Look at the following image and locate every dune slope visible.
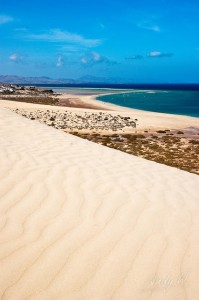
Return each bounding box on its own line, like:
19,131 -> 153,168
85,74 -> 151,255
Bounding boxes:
0,108 -> 199,300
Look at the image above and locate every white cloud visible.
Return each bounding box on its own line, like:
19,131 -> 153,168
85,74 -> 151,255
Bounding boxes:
0,15 -> 13,25
147,51 -> 173,58
125,55 -> 143,60
25,29 -> 101,47
137,21 -> 161,32
80,52 -> 117,66
81,52 -> 109,65
147,51 -> 161,57
148,25 -> 161,32
92,52 -> 101,62
81,57 -> 89,64
9,53 -> 21,62
56,56 -> 63,67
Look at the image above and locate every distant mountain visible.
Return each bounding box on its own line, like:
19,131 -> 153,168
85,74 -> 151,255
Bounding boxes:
0,75 -> 76,85
0,74 -> 124,85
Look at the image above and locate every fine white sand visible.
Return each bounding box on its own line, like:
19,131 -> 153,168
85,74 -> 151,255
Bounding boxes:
0,107 -> 199,300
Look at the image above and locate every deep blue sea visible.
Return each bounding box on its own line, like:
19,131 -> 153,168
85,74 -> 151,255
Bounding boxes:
40,84 -> 199,118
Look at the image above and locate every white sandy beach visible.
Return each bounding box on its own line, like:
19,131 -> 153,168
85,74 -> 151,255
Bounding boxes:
0,104 -> 199,299
1,93 -> 199,132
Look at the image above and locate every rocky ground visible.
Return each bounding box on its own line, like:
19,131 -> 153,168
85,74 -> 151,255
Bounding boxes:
12,109 -> 137,132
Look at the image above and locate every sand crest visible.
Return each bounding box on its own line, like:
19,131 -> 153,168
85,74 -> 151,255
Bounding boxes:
0,108 -> 199,300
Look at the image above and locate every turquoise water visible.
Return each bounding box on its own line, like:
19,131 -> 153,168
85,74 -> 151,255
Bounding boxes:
97,90 -> 199,118
51,87 -> 130,95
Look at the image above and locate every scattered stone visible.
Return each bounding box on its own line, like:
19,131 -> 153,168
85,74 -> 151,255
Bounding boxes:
12,109 -> 137,132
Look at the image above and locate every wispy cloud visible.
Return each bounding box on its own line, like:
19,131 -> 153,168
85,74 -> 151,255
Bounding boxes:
24,29 -> 101,47
125,52 -> 173,60
136,20 -> 161,32
125,55 -> 143,60
99,23 -> 105,29
147,51 -> 173,58
0,15 -> 13,25
61,45 -> 86,54
80,52 -> 116,66
14,27 -> 28,32
56,56 -> 63,67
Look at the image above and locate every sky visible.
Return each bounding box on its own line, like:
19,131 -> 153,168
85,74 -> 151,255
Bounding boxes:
0,0 -> 199,83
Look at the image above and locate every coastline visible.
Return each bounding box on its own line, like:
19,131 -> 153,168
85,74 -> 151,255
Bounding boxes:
0,89 -> 199,174
83,93 -> 199,130
1,91 -> 199,131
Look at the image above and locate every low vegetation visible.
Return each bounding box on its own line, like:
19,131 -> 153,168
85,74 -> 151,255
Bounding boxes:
71,132 -> 199,175
0,95 -> 59,106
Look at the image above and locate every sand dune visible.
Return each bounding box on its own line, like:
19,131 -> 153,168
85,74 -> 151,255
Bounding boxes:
0,107 -> 199,299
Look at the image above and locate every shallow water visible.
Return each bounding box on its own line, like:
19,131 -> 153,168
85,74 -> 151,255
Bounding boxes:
97,90 -> 199,118
51,87 -> 131,96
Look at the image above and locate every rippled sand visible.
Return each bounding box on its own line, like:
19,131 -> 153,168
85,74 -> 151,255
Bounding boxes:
0,108 -> 199,300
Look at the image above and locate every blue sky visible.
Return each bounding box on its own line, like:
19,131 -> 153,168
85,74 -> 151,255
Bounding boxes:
0,0 -> 199,83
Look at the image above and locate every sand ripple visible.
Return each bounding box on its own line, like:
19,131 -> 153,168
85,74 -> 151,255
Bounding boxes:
0,108 -> 199,299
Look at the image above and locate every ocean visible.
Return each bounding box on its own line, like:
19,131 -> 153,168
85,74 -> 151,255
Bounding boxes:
44,84 -> 199,118
97,89 -> 199,118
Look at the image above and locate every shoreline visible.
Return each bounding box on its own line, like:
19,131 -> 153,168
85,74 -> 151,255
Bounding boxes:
59,90 -> 199,131
1,91 -> 199,131
1,90 -> 198,174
